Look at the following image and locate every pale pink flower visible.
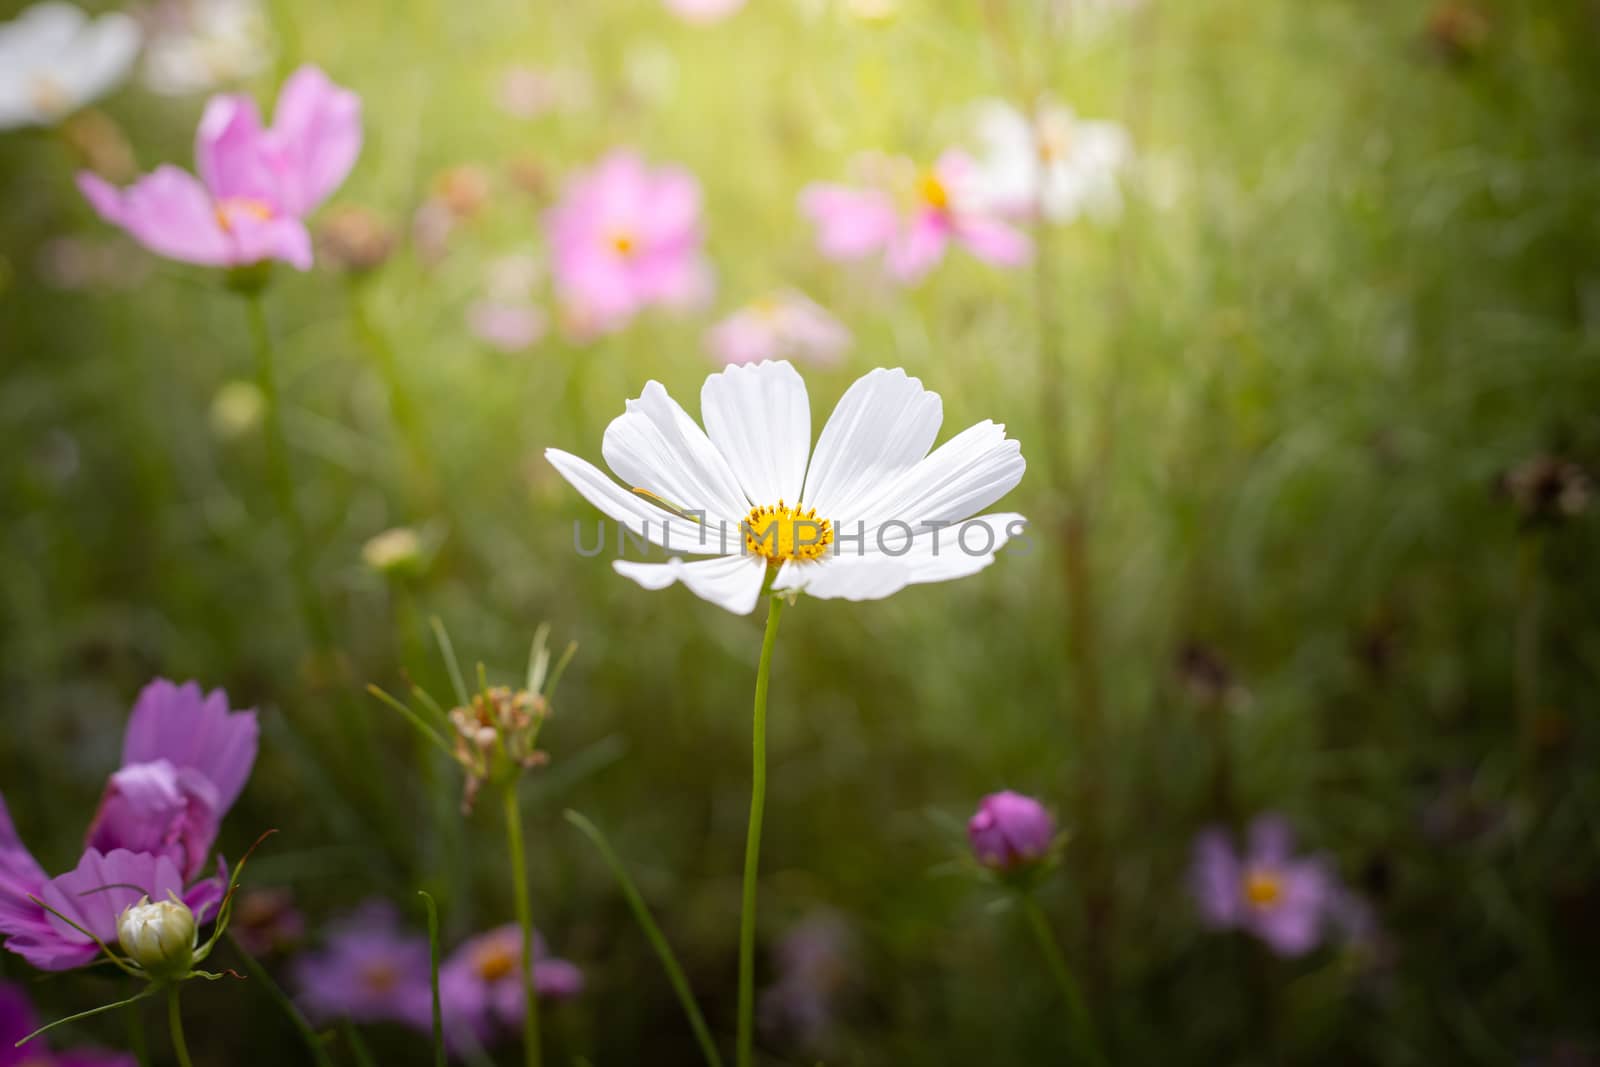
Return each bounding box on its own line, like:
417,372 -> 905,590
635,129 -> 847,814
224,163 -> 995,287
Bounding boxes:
545,150 -> 711,334
468,302 -> 547,353
706,290 -> 850,366
800,150 -> 1031,284
77,65 -> 361,271
663,0 -> 746,23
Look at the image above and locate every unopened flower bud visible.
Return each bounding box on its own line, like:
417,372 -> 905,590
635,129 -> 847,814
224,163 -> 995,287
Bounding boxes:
361,526 -> 425,577
318,205 -> 397,274
118,895 -> 198,978
968,791 -> 1055,873
210,380 -> 264,440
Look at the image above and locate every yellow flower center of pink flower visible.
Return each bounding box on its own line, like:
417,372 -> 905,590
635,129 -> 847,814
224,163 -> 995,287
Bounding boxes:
916,170 -> 950,212
474,943 -> 517,981
743,500 -> 832,563
359,960 -> 399,993
214,197 -> 276,233
1243,869 -> 1283,909
609,231 -> 637,257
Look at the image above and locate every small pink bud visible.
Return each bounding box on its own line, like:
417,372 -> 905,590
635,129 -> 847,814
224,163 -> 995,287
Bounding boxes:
967,791 -> 1055,872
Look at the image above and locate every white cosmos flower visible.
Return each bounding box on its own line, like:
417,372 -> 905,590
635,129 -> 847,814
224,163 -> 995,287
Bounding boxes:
546,361 -> 1027,615
0,2 -> 141,131
970,97 -> 1133,224
141,0 -> 273,97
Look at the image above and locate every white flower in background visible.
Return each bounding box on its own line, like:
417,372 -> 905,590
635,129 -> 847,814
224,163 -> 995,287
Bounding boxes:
141,0 -> 272,96
663,0 -> 746,23
0,2 -> 141,130
547,361 -> 1027,615
970,97 -> 1133,224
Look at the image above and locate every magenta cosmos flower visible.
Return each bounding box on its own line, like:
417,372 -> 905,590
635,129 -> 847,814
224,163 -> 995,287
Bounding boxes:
968,791 -> 1055,872
0,979 -> 135,1067
292,902 -> 431,1027
438,924 -> 583,1045
1190,815 -> 1336,957
78,64 -> 361,271
546,150 -> 711,334
801,151 -> 1031,285
706,290 -> 851,367
0,679 -> 255,970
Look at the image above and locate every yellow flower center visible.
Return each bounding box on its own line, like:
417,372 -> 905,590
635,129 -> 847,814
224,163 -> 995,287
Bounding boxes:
916,170 -> 950,212
214,196 -> 276,233
29,75 -> 68,118
474,943 -> 517,982
360,961 -> 399,993
1243,869 -> 1282,909
609,231 -> 636,257
743,500 -> 832,563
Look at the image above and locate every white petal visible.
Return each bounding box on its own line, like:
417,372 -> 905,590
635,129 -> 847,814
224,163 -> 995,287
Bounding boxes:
546,448 -> 737,555
59,12 -> 140,106
771,556 -> 913,602
775,512 -> 1028,602
700,359 -> 811,507
614,555 -> 767,615
802,368 -> 942,519
602,380 -> 749,524
854,420 -> 1025,528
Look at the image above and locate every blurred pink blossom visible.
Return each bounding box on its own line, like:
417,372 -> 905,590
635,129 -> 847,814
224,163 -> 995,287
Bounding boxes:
77,65 -> 361,270
801,150 -> 1030,284
468,301 -> 547,353
706,290 -> 850,366
496,65 -> 591,119
546,150 -> 711,335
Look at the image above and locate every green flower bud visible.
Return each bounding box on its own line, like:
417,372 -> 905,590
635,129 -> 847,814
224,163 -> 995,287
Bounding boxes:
118,895 -> 197,978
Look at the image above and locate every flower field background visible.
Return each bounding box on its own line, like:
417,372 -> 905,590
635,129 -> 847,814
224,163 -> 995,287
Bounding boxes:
2,0 -> 1599,1064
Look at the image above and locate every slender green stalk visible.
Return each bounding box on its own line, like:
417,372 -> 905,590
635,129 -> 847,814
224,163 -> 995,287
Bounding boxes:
244,290 -> 334,652
343,1021 -> 378,1067
503,784 -> 543,1067
1022,896 -> 1104,1067
167,985 -> 194,1067
128,997 -> 151,1067
1514,533 -> 1543,779
565,809 -> 724,1067
228,932 -> 335,1067
737,593 -> 786,1067
419,891 -> 445,1067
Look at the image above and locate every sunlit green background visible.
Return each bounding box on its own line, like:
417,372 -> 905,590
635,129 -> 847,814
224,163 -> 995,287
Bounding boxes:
3,0 -> 1599,1063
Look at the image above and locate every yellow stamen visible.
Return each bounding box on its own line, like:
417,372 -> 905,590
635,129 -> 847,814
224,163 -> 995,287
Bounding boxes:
743,500 -> 832,563
609,232 -> 636,257
214,196 -> 275,233
1243,870 -> 1282,909
360,961 -> 399,993
474,944 -> 517,982
916,170 -> 950,212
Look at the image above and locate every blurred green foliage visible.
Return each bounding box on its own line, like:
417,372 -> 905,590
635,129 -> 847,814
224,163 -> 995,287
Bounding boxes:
2,0 -> 1599,1063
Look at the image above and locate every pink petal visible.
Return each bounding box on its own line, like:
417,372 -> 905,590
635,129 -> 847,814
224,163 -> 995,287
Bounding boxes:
885,211 -> 949,283
268,65 -> 363,216
706,311 -> 776,365
78,167 -> 232,267
195,93 -> 276,204
800,183 -> 899,260
636,166 -> 703,245
955,215 -> 1032,266
121,679 -> 259,814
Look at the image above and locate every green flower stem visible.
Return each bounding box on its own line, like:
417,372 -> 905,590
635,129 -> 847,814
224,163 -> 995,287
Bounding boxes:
565,809 -> 724,1067
243,290 -> 335,653
737,592 -> 786,1067
1022,895 -> 1104,1067
167,985 -> 193,1067
228,932 -> 336,1067
503,783 -> 543,1067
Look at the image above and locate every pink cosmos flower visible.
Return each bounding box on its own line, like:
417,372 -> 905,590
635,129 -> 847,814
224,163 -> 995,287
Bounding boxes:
664,0 -> 746,23
706,290 -> 851,367
77,64 -> 361,271
545,150 -> 711,334
1189,814 -> 1336,958
292,902 -> 432,1026
0,679 -> 256,970
1,978 -> 136,1067
800,150 -> 1031,284
438,924 -> 583,1046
